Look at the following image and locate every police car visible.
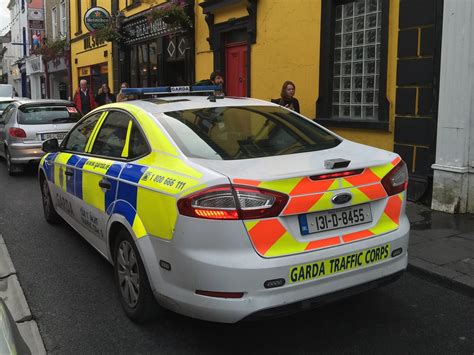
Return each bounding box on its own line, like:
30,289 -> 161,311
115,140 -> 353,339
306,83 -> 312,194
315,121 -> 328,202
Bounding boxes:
38,86 -> 409,323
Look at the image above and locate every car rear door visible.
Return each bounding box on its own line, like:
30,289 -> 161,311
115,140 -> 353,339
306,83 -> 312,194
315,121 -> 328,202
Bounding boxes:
0,106 -> 13,157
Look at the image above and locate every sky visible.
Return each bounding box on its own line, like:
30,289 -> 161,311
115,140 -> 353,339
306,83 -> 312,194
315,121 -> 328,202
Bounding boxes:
0,0 -> 11,36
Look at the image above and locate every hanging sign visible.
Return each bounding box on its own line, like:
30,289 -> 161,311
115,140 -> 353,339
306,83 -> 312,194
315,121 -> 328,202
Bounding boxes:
84,7 -> 111,32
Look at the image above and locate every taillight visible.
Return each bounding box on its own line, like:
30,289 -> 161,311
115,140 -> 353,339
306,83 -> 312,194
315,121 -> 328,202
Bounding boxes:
8,128 -> 26,138
177,185 -> 289,220
381,160 -> 408,196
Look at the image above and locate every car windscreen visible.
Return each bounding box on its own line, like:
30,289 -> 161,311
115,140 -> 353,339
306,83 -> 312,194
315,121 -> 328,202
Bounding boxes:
159,106 -> 341,160
18,105 -> 82,125
0,101 -> 13,111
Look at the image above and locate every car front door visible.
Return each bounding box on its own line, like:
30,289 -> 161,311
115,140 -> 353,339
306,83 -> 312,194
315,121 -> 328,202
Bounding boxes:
0,106 -> 13,158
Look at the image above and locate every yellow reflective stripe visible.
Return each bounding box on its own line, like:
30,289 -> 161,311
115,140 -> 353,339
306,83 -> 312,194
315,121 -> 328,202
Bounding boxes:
136,188 -> 177,240
264,232 -> 308,257
118,103 -> 178,155
54,153 -> 72,191
244,220 -> 259,231
132,215 -> 147,239
369,162 -> 394,179
85,112 -> 108,153
340,178 -> 353,188
307,180 -> 339,212
350,187 -> 371,205
179,183 -> 208,197
136,151 -> 203,179
369,213 -> 398,235
258,177 -> 301,195
121,120 -> 133,158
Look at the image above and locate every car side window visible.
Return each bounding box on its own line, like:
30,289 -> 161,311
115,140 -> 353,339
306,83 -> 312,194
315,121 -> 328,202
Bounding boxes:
129,124 -> 149,158
62,112 -> 102,153
1,106 -> 13,124
91,111 -> 131,159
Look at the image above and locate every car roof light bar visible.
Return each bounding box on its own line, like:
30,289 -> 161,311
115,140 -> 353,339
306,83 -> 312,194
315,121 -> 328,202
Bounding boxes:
121,85 -> 223,96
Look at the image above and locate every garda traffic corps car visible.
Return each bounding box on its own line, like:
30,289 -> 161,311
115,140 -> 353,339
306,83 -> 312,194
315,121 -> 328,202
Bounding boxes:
38,86 -> 409,323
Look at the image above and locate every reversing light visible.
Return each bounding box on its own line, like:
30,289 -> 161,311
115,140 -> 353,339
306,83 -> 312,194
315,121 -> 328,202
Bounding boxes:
311,169 -> 364,181
195,290 -> 244,299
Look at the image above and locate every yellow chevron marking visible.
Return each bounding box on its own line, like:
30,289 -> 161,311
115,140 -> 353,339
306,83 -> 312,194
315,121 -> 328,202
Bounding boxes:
264,232 -> 309,257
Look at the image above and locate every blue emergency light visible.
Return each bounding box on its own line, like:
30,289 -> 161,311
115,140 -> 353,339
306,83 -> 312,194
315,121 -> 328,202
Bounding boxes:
121,85 -> 222,96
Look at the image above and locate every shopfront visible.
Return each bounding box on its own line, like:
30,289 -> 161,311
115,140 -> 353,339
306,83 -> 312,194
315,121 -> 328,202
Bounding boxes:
47,56 -> 69,100
26,55 -> 45,99
118,13 -> 194,88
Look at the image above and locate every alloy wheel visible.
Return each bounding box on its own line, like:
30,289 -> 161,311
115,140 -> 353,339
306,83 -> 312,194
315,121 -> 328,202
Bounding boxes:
117,240 -> 140,308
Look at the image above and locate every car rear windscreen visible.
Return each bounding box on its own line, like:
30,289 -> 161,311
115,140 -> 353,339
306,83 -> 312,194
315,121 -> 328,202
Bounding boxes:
159,106 -> 341,160
18,105 -> 82,125
0,102 -> 13,111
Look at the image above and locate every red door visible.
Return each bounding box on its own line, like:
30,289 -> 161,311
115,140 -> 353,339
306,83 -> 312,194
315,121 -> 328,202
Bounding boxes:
225,44 -> 247,97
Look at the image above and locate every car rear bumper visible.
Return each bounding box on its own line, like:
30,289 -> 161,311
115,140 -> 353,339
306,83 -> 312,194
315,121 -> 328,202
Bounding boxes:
8,142 -> 44,163
137,215 -> 410,323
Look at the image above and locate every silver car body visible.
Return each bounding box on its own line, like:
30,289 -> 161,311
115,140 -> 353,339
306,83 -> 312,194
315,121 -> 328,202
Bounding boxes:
0,100 -> 81,171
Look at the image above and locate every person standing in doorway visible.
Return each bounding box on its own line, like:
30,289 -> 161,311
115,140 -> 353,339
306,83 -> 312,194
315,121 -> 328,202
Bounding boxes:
116,82 -> 130,102
73,79 -> 97,115
272,81 -> 300,113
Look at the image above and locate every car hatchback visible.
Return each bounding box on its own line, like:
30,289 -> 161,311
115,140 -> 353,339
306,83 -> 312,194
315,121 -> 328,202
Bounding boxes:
0,100 -> 81,175
38,90 -> 409,323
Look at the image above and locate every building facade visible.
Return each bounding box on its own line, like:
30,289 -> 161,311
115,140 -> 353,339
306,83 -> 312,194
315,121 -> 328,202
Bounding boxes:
44,0 -> 70,99
69,0 -> 114,99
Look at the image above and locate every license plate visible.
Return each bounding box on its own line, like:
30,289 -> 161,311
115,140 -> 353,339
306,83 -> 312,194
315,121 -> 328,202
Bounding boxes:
299,204 -> 372,235
289,244 -> 391,284
41,132 -> 67,141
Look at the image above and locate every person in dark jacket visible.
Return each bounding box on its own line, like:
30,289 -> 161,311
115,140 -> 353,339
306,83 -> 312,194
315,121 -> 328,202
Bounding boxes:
272,80 -> 300,113
73,79 -> 97,115
95,83 -> 115,106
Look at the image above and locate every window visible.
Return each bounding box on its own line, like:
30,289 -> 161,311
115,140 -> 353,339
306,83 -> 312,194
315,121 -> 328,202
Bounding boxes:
59,1 -> 66,37
62,112 -> 102,153
317,0 -> 389,129
91,111 -> 131,158
0,106 -> 14,124
51,7 -> 57,39
125,0 -> 141,9
18,105 -> 81,125
159,106 -> 341,160
76,0 -> 82,34
129,124 -> 150,158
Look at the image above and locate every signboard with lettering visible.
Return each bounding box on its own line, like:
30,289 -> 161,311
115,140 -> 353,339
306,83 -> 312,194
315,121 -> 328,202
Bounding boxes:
26,56 -> 44,75
123,16 -> 181,46
84,7 -> 111,32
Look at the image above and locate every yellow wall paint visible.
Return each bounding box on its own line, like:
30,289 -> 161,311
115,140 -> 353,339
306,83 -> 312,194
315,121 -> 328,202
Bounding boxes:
70,1 -> 113,92
213,1 -> 248,24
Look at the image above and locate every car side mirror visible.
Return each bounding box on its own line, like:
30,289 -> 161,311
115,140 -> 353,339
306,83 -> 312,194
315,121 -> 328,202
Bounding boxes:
42,138 -> 60,153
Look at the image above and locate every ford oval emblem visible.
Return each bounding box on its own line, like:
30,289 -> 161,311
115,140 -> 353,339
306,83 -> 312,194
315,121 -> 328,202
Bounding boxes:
332,193 -> 352,205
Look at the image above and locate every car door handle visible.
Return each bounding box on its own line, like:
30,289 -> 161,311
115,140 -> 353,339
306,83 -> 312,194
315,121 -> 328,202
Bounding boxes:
99,179 -> 111,190
65,170 -> 74,176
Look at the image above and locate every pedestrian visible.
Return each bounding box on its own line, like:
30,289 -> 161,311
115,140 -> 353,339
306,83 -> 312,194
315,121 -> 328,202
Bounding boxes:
195,70 -> 225,96
116,82 -> 129,102
73,79 -> 97,115
95,83 -> 115,106
272,80 -> 300,113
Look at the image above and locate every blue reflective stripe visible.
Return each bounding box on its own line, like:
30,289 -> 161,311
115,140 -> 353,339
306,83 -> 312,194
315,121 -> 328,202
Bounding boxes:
112,200 -> 136,226
75,158 -> 87,200
66,155 -> 80,194
117,164 -> 145,217
105,163 -> 122,213
43,153 -> 58,183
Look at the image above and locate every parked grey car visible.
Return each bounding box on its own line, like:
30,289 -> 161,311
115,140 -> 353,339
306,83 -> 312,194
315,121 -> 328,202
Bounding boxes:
0,100 -> 82,175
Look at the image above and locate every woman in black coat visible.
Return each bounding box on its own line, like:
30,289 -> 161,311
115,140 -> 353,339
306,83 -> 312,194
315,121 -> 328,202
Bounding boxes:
272,80 -> 300,113
95,84 -> 116,106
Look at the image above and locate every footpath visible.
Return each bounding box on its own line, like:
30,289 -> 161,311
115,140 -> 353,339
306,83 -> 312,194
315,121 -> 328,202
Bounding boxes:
0,203 -> 472,353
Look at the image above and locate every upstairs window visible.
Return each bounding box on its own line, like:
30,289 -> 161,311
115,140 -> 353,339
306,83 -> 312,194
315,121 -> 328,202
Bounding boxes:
51,7 -> 57,39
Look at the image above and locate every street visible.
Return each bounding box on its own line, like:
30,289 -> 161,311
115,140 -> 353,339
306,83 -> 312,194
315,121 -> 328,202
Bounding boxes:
0,162 -> 473,354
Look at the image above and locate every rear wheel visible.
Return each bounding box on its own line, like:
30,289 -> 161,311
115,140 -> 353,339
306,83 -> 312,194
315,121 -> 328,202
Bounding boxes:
6,148 -> 22,176
41,175 -> 60,224
113,230 -> 159,323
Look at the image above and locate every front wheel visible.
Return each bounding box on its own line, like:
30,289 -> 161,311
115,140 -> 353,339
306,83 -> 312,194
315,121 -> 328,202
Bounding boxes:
113,230 -> 159,323
41,176 -> 60,224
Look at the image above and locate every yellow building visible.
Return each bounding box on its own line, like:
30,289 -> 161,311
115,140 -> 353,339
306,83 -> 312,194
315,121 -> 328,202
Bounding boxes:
69,1 -> 114,98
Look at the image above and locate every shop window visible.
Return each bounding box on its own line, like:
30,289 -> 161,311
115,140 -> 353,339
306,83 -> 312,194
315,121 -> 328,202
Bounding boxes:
317,0 -> 390,130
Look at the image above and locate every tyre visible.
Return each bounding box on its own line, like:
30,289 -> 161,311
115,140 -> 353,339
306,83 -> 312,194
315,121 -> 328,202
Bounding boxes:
6,148 -> 22,176
40,175 -> 60,224
113,230 -> 158,323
